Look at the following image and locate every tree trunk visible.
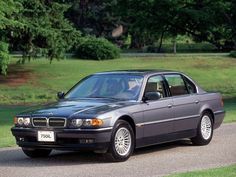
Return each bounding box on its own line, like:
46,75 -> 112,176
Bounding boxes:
158,30 -> 165,53
233,37 -> 236,50
130,33 -> 143,49
173,37 -> 177,54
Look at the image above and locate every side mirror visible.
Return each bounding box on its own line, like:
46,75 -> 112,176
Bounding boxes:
57,92 -> 65,99
143,92 -> 161,102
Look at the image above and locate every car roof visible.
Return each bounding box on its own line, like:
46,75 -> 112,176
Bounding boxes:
94,70 -> 179,76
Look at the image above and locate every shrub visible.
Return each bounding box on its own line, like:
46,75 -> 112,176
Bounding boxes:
75,37 -> 120,60
229,51 -> 236,58
0,42 -> 10,75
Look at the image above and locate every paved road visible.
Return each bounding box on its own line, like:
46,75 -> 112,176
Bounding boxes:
1,123 -> 236,177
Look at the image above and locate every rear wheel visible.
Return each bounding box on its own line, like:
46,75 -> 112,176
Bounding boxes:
191,112 -> 213,145
107,120 -> 134,162
22,148 -> 52,158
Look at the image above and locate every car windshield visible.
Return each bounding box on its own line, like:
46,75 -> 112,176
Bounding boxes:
65,74 -> 144,101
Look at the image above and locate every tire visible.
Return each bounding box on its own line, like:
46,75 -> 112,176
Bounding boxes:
22,148 -> 52,158
191,112 -> 213,145
107,120 -> 134,162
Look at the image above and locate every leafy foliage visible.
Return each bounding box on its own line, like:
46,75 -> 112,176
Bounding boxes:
67,0 -> 120,38
1,0 -> 236,75
229,51 -> 236,58
0,42 -> 10,75
113,0 -> 236,50
0,0 -> 20,30
75,37 -> 120,60
11,0 -> 81,63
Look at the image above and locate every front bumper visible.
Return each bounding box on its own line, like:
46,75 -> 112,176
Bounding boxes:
11,127 -> 112,151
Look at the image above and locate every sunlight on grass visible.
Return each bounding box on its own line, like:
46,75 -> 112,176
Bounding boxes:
168,164 -> 236,177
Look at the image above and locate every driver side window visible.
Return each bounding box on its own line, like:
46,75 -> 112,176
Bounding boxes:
145,75 -> 165,98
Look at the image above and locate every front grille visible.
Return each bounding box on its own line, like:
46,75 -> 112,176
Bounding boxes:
49,118 -> 66,127
32,117 -> 66,128
33,118 -> 47,127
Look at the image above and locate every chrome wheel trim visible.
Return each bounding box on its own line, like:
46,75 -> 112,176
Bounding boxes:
114,127 -> 132,156
201,115 -> 212,140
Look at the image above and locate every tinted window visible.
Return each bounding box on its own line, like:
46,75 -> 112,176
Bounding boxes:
165,74 -> 188,96
145,75 -> 165,98
184,77 -> 197,94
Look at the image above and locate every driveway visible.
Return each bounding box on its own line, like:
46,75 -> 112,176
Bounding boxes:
0,123 -> 236,177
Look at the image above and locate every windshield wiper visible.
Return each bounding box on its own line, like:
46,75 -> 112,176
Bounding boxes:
86,96 -> 126,101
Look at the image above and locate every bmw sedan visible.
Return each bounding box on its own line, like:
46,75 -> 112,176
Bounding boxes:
11,70 -> 225,161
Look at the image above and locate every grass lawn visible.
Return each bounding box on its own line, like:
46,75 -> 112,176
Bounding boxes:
0,55 -> 236,104
168,164 -> 236,177
0,106 -> 27,147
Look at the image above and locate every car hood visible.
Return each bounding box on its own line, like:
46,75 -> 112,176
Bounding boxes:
18,99 -> 137,118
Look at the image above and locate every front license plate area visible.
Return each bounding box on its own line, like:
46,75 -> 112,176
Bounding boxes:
37,131 -> 55,142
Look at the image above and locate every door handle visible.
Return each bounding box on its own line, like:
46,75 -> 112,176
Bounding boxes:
195,100 -> 199,104
168,104 -> 172,108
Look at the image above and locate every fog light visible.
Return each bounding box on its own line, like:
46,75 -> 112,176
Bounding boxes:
19,137 -> 25,141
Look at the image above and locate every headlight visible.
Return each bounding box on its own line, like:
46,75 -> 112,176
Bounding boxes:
23,118 -> 31,126
14,117 -> 31,127
70,118 -> 103,128
71,119 -> 83,127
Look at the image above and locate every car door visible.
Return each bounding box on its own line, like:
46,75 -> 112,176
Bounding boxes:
164,74 -> 200,132
141,75 -> 174,144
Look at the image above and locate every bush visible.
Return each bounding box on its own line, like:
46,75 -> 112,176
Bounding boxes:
229,51 -> 236,58
75,37 -> 120,60
0,42 -> 10,75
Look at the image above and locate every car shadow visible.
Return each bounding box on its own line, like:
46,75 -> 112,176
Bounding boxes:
133,139 -> 193,156
0,149 -> 106,167
0,140 -> 193,167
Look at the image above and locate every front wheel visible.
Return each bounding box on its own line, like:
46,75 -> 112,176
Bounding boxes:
191,112 -> 213,145
107,120 -> 134,162
22,148 -> 52,158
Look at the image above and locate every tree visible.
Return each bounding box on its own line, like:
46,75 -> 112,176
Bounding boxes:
10,0 -> 81,63
0,0 -> 20,30
67,0 -> 121,38
114,0 -> 236,51
0,42 -> 10,75
0,0 -> 20,75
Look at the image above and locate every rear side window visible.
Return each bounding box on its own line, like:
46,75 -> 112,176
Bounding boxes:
184,77 -> 197,94
165,74 -> 188,96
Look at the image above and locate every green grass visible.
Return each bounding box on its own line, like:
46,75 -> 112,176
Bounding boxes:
0,55 -> 236,104
224,98 -> 236,123
0,106 -> 27,147
168,164 -> 236,177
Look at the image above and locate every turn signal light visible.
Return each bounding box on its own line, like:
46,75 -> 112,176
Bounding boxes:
91,118 -> 103,126
221,98 -> 224,107
13,117 -> 18,125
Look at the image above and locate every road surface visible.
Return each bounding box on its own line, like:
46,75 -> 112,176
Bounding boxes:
0,123 -> 236,177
